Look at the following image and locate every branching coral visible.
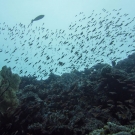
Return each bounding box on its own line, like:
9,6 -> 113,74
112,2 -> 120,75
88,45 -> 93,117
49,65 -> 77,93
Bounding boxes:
88,122 -> 135,135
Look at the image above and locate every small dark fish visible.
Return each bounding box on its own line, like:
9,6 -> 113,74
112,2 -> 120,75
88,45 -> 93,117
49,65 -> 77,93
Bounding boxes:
31,15 -> 44,23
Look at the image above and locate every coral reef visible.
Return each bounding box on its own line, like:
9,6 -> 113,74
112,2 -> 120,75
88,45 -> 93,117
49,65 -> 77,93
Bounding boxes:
88,122 -> 135,135
101,64 -> 112,77
0,53 -> 135,134
0,66 -> 21,115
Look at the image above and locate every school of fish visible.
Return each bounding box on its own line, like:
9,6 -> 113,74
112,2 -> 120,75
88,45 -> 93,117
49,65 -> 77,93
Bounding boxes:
0,8 -> 135,79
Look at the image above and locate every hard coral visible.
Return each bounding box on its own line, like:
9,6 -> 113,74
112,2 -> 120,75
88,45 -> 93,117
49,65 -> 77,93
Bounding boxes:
0,66 -> 21,115
101,64 -> 112,77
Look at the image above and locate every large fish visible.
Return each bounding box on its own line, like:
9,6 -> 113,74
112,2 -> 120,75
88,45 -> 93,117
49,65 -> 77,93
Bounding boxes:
31,15 -> 45,23
28,15 -> 44,26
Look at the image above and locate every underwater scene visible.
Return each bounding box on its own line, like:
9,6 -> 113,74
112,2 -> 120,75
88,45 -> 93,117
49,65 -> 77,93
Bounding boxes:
0,0 -> 135,134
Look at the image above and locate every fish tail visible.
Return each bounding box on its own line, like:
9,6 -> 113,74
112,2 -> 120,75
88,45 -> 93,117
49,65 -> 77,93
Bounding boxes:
28,23 -> 32,28
31,19 -> 33,23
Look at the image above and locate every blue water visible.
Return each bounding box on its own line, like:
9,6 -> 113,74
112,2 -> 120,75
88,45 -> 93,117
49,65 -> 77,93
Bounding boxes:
0,0 -> 135,79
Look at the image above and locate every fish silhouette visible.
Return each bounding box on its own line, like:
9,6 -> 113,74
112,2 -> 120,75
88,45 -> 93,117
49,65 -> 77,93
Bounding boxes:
28,15 -> 44,26
31,15 -> 44,23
